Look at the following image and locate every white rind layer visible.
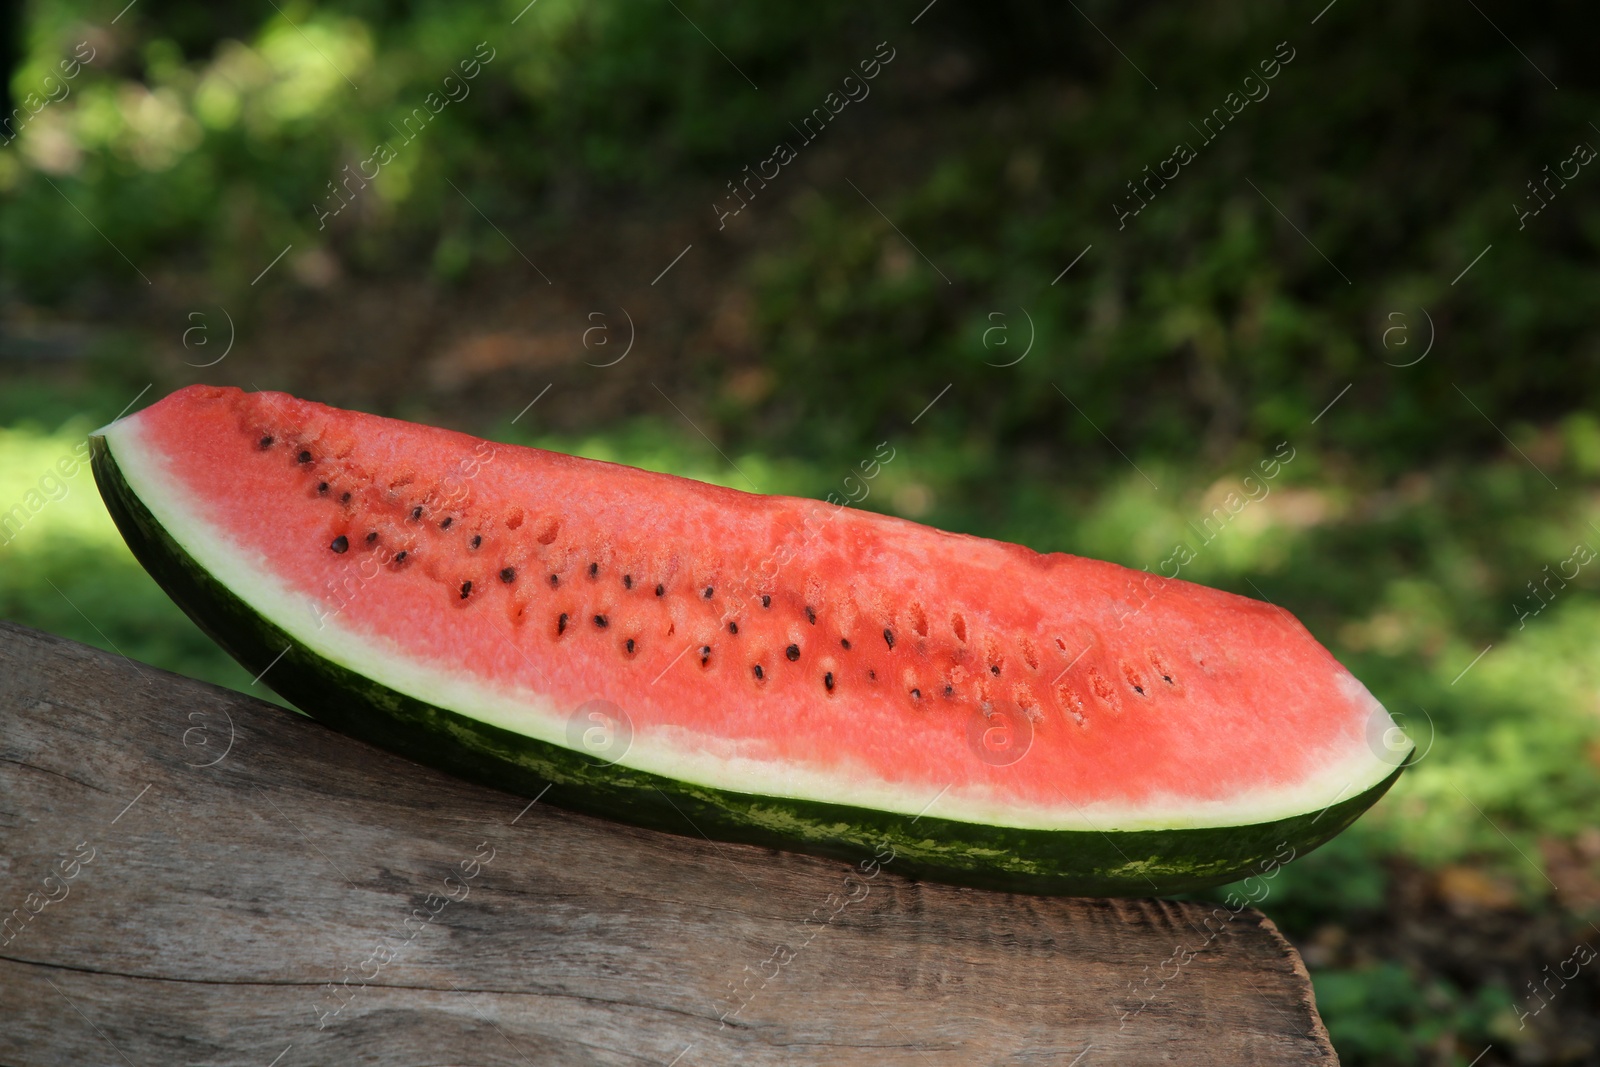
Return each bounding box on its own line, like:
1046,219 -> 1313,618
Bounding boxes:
101,412 -> 1408,833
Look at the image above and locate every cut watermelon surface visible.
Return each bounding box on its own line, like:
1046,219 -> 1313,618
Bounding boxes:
91,385 -> 1410,895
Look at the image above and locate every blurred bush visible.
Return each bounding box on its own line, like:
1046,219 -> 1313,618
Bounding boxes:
4,1 -> 1597,472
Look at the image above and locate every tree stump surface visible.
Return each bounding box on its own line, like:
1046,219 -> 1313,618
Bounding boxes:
0,621 -> 1337,1065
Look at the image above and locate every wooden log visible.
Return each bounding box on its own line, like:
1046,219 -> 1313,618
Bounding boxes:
0,621 -> 1337,1065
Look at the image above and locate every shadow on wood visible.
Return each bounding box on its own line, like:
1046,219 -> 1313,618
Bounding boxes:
0,622 -> 1336,1065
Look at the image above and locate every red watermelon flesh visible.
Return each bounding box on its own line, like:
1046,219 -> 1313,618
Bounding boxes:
93,384 -> 1403,845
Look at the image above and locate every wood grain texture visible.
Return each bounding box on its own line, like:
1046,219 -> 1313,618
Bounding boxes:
0,621 -> 1337,1065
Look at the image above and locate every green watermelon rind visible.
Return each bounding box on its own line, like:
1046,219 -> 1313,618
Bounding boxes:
92,435 -> 1406,897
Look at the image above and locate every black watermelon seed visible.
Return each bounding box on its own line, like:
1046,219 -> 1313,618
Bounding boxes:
594,614 -> 608,628
883,628 -> 895,649
761,595 -> 771,608
1133,685 -> 1145,695
557,613 -> 568,634
786,644 -> 800,662
624,574 -> 633,589
258,435 -> 274,449
805,606 -> 816,624
626,638 -> 635,654
440,517 -> 453,529
700,645 -> 711,666
411,506 -> 423,520
824,672 -> 835,691
471,535 -> 482,549
703,586 -> 714,599
550,574 -> 560,587
317,481 -> 329,494
589,562 -> 598,578
655,584 -> 665,597
297,450 -> 312,464
340,491 -> 351,504
840,638 -> 851,650
990,665 -> 1000,676
728,621 -> 738,634
943,684 -> 954,697
1163,675 -> 1173,684
753,664 -> 764,680
329,535 -> 348,553
394,550 -> 408,563
365,532 -> 378,544
500,567 -> 516,583
868,669 -> 877,680
911,688 -> 921,700
460,581 -> 473,599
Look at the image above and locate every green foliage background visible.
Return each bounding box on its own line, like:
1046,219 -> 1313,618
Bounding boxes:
3,1 -> 1598,1061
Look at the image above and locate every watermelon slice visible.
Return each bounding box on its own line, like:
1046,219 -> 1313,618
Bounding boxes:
90,385 -> 1409,895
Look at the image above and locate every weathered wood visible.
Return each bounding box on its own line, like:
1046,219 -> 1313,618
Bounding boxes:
0,621 -> 1336,1065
